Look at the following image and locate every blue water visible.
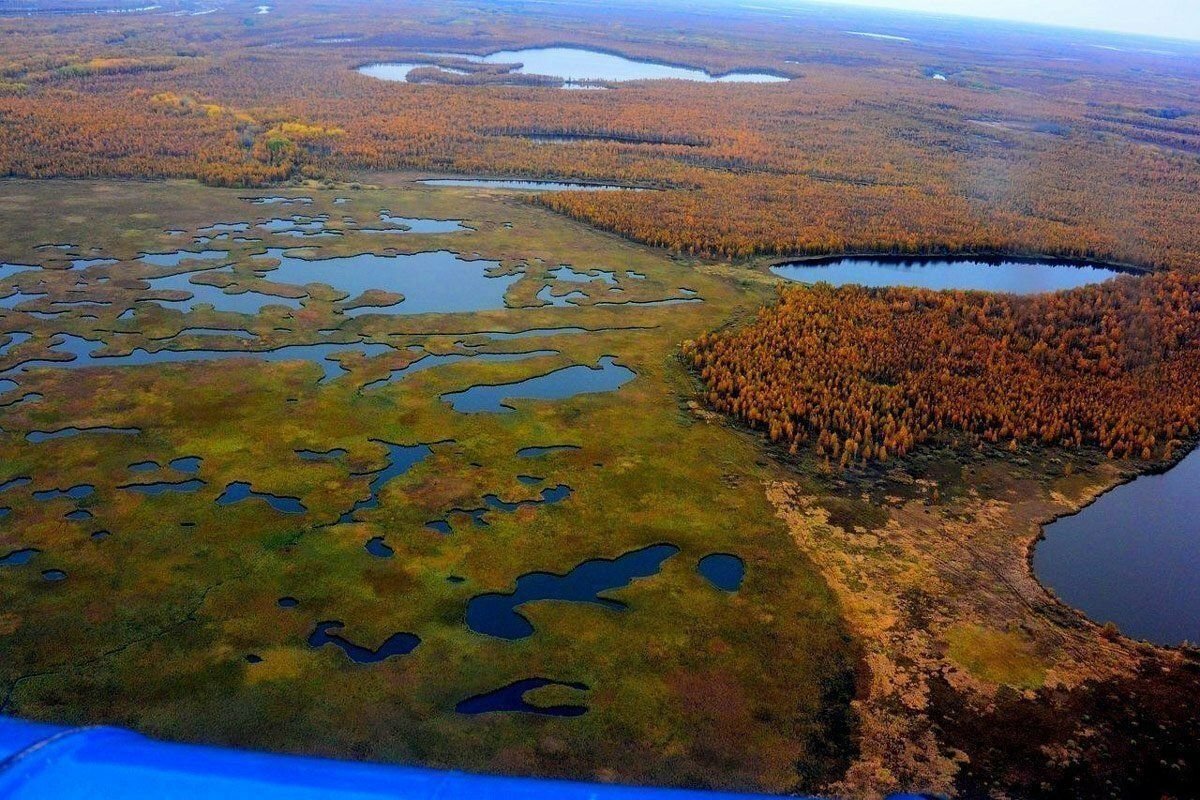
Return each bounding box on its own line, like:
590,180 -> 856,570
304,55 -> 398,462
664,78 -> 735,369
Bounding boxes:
172,328 -> 257,340
770,256 -> 1125,294
548,265 -> 617,285
26,426 -> 139,443
419,179 -> 633,191
375,212 -> 469,233
361,47 -> 787,84
482,484 -> 572,511
277,596 -> 299,608
516,445 -> 580,458
217,481 -> 306,514
137,249 -> 230,268
119,479 -> 206,495
336,441 -> 434,523
32,484 -> 94,501
0,262 -> 38,282
456,677 -> 589,716
359,350 -> 557,391
296,448 -> 348,461
307,621 -> 420,663
465,543 -> 680,639
222,248 -> 521,316
442,356 -> 636,413
143,267 -> 304,314
244,196 -> 313,205
364,536 -> 394,558
0,477 -> 31,493
41,569 -> 67,582
0,548 -> 40,567
1,333 -> 394,384
536,285 -> 588,307
1035,446 -> 1200,645
697,553 -> 745,592
0,332 -> 32,358
170,457 -> 202,473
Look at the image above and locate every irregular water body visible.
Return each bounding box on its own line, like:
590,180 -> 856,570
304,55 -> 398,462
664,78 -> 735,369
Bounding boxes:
1034,446 -> 1200,645
360,47 -> 787,84
770,256 -> 1126,294
229,249 -> 520,316
2,333 -> 393,384
456,677 -> 590,716
32,484 -> 93,502
119,479 -> 206,495
337,441 -> 434,523
217,482 -> 306,514
360,349 -> 557,392
442,356 -> 636,413
0,548 -> 40,567
308,621 -> 420,663
697,553 -> 746,592
364,536 -> 394,558
516,444 -> 580,458
26,426 -> 139,443
465,543 -> 680,639
419,179 -> 635,191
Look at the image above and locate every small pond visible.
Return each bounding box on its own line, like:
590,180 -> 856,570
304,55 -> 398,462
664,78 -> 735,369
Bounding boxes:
442,355 -> 635,413
466,543 -> 679,639
697,553 -> 745,592
456,677 -> 589,716
770,256 -> 1126,294
2,334 -> 393,384
1034,447 -> 1200,646
308,621 -> 420,663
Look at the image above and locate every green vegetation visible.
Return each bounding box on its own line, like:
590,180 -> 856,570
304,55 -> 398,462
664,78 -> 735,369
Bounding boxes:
0,179 -> 855,792
945,624 -> 1048,689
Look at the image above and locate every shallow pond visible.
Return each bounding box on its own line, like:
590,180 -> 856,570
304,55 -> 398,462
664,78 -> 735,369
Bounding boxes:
3,334 -> 393,384
466,543 -> 679,639
697,553 -> 745,592
217,481 -> 306,514
1034,447 -> 1200,645
360,47 -> 788,84
308,620 -> 420,663
442,355 -> 635,413
259,249 -> 519,315
456,677 -> 589,716
336,441 -> 434,523
770,256 -> 1126,294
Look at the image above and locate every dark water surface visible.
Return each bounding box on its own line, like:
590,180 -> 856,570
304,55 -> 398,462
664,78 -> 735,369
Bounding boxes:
1035,447 -> 1200,645
770,256 -> 1126,294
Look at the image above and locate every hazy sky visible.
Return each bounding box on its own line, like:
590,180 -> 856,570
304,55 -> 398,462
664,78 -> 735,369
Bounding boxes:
810,0 -> 1200,41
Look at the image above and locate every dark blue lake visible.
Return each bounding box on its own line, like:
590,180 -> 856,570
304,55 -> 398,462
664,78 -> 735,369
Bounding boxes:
456,677 -> 589,716
1034,447 -> 1200,646
771,256 -> 1126,294
466,543 -> 679,639
697,553 -> 745,592
442,356 -> 635,413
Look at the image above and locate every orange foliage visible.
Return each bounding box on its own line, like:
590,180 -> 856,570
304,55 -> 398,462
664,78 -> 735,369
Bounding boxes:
684,275 -> 1200,466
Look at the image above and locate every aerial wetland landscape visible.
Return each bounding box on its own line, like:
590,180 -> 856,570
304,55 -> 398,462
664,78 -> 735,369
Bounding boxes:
1,0 -> 1200,798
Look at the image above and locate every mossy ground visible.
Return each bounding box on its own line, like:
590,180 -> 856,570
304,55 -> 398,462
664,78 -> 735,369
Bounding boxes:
0,178 -> 855,792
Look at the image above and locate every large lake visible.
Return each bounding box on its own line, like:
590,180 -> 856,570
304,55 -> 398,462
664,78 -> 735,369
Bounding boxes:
770,256 -> 1125,294
1035,449 -> 1200,646
359,47 -> 788,85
